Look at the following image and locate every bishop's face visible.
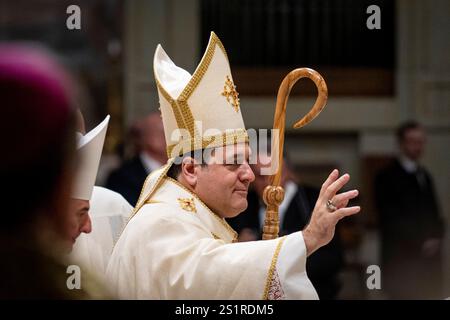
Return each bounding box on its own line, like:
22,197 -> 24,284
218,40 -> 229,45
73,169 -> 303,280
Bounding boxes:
195,143 -> 255,219
66,199 -> 92,250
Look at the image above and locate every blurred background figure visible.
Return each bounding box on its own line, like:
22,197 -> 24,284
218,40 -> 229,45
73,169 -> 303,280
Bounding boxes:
375,121 -> 446,299
0,44 -> 83,298
106,112 -> 167,205
228,151 -> 345,299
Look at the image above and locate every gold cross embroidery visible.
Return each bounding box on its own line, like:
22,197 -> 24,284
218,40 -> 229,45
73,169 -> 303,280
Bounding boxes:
177,197 -> 197,213
221,75 -> 240,112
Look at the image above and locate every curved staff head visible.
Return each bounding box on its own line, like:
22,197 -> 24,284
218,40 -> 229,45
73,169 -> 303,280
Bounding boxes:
263,68 -> 328,240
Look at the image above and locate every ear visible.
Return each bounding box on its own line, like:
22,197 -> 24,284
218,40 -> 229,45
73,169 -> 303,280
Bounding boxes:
181,156 -> 198,188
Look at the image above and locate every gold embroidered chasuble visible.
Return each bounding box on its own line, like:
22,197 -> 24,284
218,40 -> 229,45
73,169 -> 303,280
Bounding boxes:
106,166 -> 318,299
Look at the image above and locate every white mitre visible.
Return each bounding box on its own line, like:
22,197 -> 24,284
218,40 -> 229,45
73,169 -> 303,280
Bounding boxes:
132,32 -> 248,213
154,31 -> 247,159
72,115 -> 110,200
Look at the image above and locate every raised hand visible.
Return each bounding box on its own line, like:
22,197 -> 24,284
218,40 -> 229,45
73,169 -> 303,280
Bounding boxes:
302,169 -> 360,256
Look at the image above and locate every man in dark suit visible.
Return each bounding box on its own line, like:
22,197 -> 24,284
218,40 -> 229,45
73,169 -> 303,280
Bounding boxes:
228,154 -> 345,299
106,113 -> 167,206
375,121 -> 445,299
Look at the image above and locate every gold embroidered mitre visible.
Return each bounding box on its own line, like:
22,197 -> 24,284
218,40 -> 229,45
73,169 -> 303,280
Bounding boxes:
153,31 -> 248,159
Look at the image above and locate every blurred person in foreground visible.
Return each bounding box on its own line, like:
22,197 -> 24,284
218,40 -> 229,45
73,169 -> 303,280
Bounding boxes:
228,152 -> 345,299
0,44 -> 86,298
106,112 -> 167,205
375,121 -> 446,299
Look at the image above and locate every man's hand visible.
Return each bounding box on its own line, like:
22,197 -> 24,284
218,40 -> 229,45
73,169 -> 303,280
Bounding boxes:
303,169 -> 360,256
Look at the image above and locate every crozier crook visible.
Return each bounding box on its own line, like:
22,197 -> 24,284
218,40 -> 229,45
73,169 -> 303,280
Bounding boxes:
262,68 -> 328,240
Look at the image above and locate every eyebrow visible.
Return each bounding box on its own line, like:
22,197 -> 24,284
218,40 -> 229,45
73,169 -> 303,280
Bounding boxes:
225,153 -> 249,164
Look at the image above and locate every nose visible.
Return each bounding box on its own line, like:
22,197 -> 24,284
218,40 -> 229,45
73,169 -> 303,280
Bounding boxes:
80,214 -> 92,234
240,162 -> 255,183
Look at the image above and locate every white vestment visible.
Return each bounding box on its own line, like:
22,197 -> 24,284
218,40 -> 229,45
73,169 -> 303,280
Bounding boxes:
106,167 -> 318,300
71,186 -> 132,279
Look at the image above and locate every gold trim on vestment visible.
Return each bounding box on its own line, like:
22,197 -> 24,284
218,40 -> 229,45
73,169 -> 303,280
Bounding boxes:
165,176 -> 238,241
112,172 -> 153,245
211,232 -> 222,240
145,199 -> 161,205
166,128 -> 249,158
133,163 -> 173,217
263,236 -> 287,300
156,81 -> 200,144
177,197 -> 197,213
222,75 -> 240,112
178,32 -> 228,102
